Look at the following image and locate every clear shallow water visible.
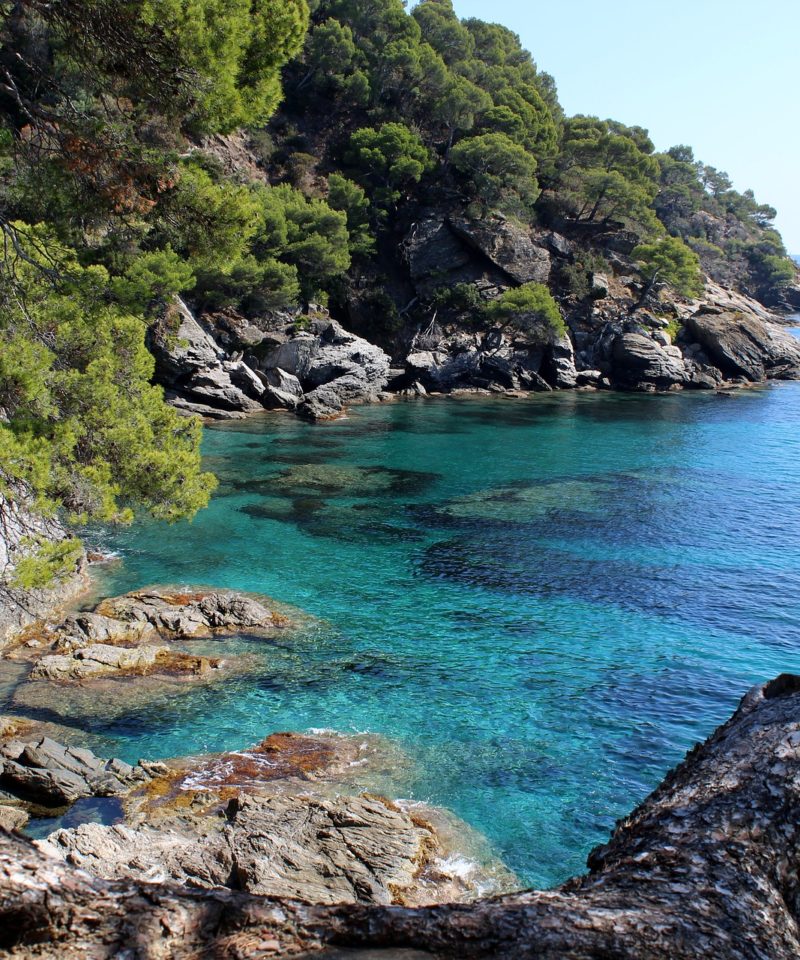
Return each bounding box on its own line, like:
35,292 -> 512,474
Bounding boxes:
26,386 -> 800,886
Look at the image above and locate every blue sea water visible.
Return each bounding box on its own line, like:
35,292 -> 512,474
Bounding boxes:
27,384 -> 800,887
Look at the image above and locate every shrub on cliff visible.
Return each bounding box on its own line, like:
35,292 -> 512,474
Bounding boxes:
450,133 -> 539,216
346,124 -> 433,209
486,283 -> 565,343
631,237 -> 704,309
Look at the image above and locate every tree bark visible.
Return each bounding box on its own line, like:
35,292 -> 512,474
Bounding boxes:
3,675 -> 800,958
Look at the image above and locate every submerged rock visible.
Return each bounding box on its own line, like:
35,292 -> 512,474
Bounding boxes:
267,463 -> 436,498
127,731 -> 419,824
4,588 -> 296,721
436,478 -> 616,524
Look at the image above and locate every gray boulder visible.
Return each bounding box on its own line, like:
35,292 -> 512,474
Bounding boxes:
612,333 -> 688,390
30,643 -> 166,681
543,334 -> 579,388
686,311 -> 800,381
0,804 -> 27,830
263,367 -> 303,398
0,736 -> 149,806
99,589 -> 274,637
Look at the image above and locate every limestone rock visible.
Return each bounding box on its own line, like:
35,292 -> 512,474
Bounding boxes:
402,219 -> 509,297
253,319 -> 391,420
263,367 -> 303,398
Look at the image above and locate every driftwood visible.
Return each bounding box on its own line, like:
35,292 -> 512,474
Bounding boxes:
3,674 -> 800,958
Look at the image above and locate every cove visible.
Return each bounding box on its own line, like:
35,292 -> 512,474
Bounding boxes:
80,386 -> 800,888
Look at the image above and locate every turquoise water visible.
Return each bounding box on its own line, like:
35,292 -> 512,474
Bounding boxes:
36,386 -> 800,886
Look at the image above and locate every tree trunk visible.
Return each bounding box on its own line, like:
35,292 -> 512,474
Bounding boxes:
631,268 -> 661,313
3,676 -> 800,958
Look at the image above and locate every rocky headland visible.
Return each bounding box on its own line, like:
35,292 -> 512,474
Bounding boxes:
3,674 -> 800,957
150,214 -> 800,424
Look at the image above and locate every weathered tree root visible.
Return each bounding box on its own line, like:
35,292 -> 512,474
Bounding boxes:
3,675 -> 800,958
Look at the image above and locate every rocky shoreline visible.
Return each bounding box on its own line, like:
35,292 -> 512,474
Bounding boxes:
149,216 -> 800,424
3,674 -> 800,957
0,585 -> 513,914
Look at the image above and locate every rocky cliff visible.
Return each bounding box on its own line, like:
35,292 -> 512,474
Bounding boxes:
158,211 -> 800,422
3,674 -> 800,958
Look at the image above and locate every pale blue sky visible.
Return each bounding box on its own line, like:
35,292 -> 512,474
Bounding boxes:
445,0 -> 800,251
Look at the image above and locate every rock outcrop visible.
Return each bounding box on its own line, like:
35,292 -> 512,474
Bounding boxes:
154,300 -> 391,421
39,792 -> 445,905
250,317 -> 391,419
3,675 -> 800,957
448,215 -> 552,285
0,735 -> 151,809
150,299 -> 265,420
10,588 -> 280,685
0,492 -> 87,651
686,309 -> 800,382
149,222 -> 800,416
32,728 -> 509,907
611,332 -> 688,391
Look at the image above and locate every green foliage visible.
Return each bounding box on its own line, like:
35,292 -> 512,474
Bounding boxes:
632,236 -> 704,301
10,537 -> 84,590
111,247 -> 195,314
303,18 -> 370,104
135,0 -> 310,132
554,116 -> 661,234
157,160 -> 262,273
431,282 -> 484,314
347,124 -> 432,207
486,283 -> 565,342
328,174 -> 375,255
256,184 -> 351,301
450,133 -> 539,215
0,225 -> 216,533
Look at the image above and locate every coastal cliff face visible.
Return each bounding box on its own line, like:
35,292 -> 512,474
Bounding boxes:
3,674 -> 800,958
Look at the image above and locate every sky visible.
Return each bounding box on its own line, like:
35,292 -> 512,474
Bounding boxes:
446,0 -> 800,252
